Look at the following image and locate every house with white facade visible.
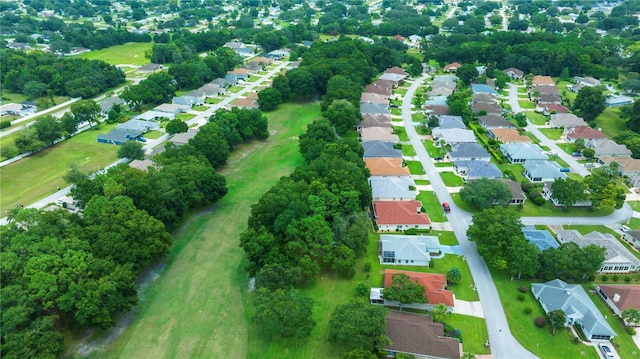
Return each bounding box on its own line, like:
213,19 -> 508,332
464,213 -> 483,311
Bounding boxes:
556,230 -> 640,274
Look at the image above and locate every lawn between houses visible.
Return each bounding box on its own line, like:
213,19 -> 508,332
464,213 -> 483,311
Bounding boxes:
81,102 -> 323,359
76,42 -> 153,66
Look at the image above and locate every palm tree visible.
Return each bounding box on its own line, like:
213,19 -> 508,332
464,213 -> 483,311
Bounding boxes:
430,303 -> 450,323
446,267 -> 462,285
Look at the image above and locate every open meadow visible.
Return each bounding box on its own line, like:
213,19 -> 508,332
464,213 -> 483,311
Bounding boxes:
75,102 -> 323,358
76,42 -> 153,66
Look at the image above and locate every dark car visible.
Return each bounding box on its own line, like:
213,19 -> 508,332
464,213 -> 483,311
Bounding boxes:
434,156 -> 443,161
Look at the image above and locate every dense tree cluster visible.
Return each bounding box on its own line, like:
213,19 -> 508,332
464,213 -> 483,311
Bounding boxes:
467,207 -> 606,281
328,301 -> 390,351
459,178 -> 512,210
1,199 -> 172,358
1,49 -> 125,98
240,118 -> 371,287
121,72 -> 177,110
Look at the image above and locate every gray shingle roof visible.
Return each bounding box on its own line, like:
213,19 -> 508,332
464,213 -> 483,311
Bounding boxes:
454,160 -> 502,179
360,102 -> 390,115
380,234 -> 440,263
556,230 -> 640,268
370,176 -> 416,200
500,143 -> 547,161
448,143 -> 490,160
363,141 -> 402,158
436,115 -> 465,129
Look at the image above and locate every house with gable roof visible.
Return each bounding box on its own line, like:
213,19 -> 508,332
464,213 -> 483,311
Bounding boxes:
489,128 -> 532,143
365,158 -> 410,177
597,284 -> 640,320
436,115 -> 465,129
447,143 -> 491,162
565,126 -> 606,145
379,234 -> 440,266
454,160 -> 502,180
548,113 -> 587,129
358,114 -> 392,130
503,67 -> 524,79
471,84 -> 497,95
523,161 -> 567,182
363,142 -> 402,158
370,270 -> 454,311
531,75 -> 555,87
479,115 -> 515,130
443,62 -> 462,72
383,311 -> 461,359
532,279 -> 616,340
369,176 -> 417,201
470,102 -> 503,115
556,230 -> 640,274
472,93 -> 498,104
360,102 -> 390,115
502,179 -> 527,205
432,128 -> 476,144
372,200 -> 431,231
589,139 -> 633,158
500,143 -> 547,163
360,127 -> 399,142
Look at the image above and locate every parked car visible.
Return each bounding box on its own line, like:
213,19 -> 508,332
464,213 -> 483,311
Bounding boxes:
442,202 -> 451,213
434,156 -> 443,161
138,137 -> 147,143
621,225 -> 631,232
598,343 -> 614,358
572,152 -> 582,157
560,167 -> 570,172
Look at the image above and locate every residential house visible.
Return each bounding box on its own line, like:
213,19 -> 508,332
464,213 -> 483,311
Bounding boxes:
538,103 -> 570,115
0,103 -> 37,117
606,95 -> 634,107
447,143 -> 491,162
443,62 -> 462,72
534,86 -> 561,96
523,160 -> 567,182
155,103 -> 190,116
137,63 -> 164,73
199,83 -> 224,97
360,127 -> 399,142
436,115 -> 465,129
489,128 -> 532,143
470,102 -> 503,115
266,49 -> 289,60
229,67 -> 255,76
424,96 -> 448,108
556,230 -> 640,274
565,126 -> 606,144
133,110 -> 175,121
360,92 -> 389,105
503,67 -> 524,79
211,78 -> 232,87
432,128 -> 476,145
375,79 -> 396,90
385,66 -> 409,77
532,279 -> 616,340
479,115 -> 515,130
372,200 -> 431,231
99,97 -> 124,115
598,156 -> 640,177
383,311 -> 461,359
472,93 -> 498,104
500,143 -> 548,163
170,128 -> 198,146
97,130 -> 142,145
503,179 -> 527,205
234,47 -> 254,57
589,139 -> 632,158
597,284 -> 640,320
116,119 -> 160,133
359,36 -> 375,44
369,176 -> 417,201
542,182 -> 592,207
248,56 -> 273,67
549,113 -> 587,128
471,84 -> 497,95
358,114 -> 392,130
371,270 -> 454,311
231,94 -> 259,109
224,40 -> 246,49
429,86 -> 454,97
531,75 -> 555,87
363,141 -> 403,158
424,105 -> 450,116
360,102 -> 390,116
454,160 -> 502,180
364,83 -> 392,96
574,76 -> 601,87
129,159 -> 154,172
537,93 -> 562,105
623,230 -> 640,251
431,75 -> 458,89
523,228 -> 559,251
172,95 -> 203,107
379,72 -> 406,83
365,157 -> 410,177
476,66 -> 487,75
379,234 -> 440,266
225,73 -> 248,82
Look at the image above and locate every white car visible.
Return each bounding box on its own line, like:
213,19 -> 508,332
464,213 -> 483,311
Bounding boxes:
598,343 -> 614,358
620,225 -> 631,232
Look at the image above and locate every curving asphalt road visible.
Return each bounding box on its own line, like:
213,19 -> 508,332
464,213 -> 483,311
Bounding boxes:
403,76 -> 538,359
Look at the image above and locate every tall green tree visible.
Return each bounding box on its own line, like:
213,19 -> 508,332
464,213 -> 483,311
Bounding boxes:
328,301 -> 390,351
70,99 -> 101,128
325,99 -> 359,135
550,178 -> 588,209
508,242 -> 540,279
456,64 -> 479,85
446,267 -> 462,284
117,140 -> 145,160
572,87 -> 605,124
257,87 -> 282,111
32,115 -> 63,146
382,273 -> 426,309
467,207 -> 525,270
460,178 -> 512,209
165,119 -> 188,135
430,303 -> 450,323
548,310 -> 566,335
188,122 -> 230,167
252,288 -> 316,338
622,308 -> 640,327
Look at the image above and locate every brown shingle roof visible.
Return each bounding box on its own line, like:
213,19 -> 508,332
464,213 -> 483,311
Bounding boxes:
598,284 -> 640,311
358,114 -> 392,128
385,66 -> 408,76
360,92 -> 390,105
365,158 -> 410,176
567,126 -> 606,140
532,75 -> 555,86
385,311 -> 461,359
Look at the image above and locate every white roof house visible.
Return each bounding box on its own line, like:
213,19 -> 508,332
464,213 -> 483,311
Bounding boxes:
500,143 -> 547,163
369,176 -> 417,201
523,160 -> 567,182
379,234 -> 441,266
432,128 -> 476,144
556,230 -> 640,274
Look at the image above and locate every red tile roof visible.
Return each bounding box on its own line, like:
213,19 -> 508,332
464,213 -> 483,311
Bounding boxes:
444,62 -> 462,71
598,284 -> 640,311
373,201 -> 431,226
384,270 -> 454,306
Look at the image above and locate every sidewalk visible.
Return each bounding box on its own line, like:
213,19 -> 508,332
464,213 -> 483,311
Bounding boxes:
453,298 -> 485,318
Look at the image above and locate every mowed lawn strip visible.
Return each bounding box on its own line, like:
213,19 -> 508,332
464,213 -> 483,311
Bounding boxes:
76,42 -> 153,66
92,102 -> 322,359
0,125 -> 119,214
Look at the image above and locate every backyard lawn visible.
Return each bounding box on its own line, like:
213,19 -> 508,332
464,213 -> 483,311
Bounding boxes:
175,113 -> 196,121
406,160 -> 425,175
491,270 -> 599,359
77,102 -> 324,359
1,124 -> 119,214
526,112 -> 548,126
393,126 -> 409,141
76,42 -> 153,66
518,100 -> 536,109
401,144 -> 416,156
538,128 -> 563,141
191,105 -> 208,111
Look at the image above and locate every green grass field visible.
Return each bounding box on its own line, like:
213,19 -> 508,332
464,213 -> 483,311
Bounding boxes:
401,144 -> 416,156
78,102 -> 327,358
76,42 -> 153,66
595,107 -> 626,139
416,191 -> 447,223
444,314 -> 489,354
440,172 -> 464,187
406,160 -> 425,175
1,124 -> 119,214
526,112 -> 548,126
538,128 -> 563,141
491,270 -> 599,359
518,100 -> 536,109
393,126 -> 409,141
191,105 -> 208,111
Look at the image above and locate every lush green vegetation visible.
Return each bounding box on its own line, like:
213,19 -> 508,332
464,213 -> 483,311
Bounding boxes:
440,172 -> 464,187
416,191 -> 447,223
518,100 -> 536,109
90,102 -> 322,359
406,160 -> 425,174
76,42 -> 153,66
595,107 -> 626,139
0,124 -> 119,214
401,144 -> 416,156
538,128 -> 563,141
526,112 -> 548,126
443,314 -> 489,355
